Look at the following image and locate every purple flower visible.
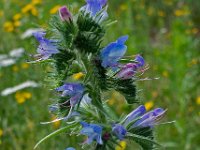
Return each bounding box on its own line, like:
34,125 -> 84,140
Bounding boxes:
101,36 -> 128,69
132,108 -> 166,128
117,55 -> 145,79
112,124 -> 127,140
123,105 -> 146,127
59,6 -> 72,21
81,0 -> 107,16
56,83 -> 84,106
33,32 -> 59,61
80,122 -> 103,145
117,63 -> 138,79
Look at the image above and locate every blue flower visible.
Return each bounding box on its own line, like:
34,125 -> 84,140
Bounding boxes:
101,35 -> 128,69
123,105 -> 146,126
65,147 -> 75,150
134,55 -> 145,67
112,124 -> 127,140
80,121 -> 103,145
131,108 -> 166,128
33,32 -> 59,61
56,83 -> 84,106
81,0 -> 107,16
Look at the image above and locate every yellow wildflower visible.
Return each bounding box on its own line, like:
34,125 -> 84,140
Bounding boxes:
196,96 -> 200,105
21,63 -> 30,69
15,92 -> 26,104
116,140 -> 127,150
3,21 -> 14,32
23,92 -> 32,99
158,11 -> 165,17
31,7 -> 38,16
0,129 -> 3,137
13,13 -> 22,20
22,4 -> 34,14
164,0 -> 173,6
72,72 -> 84,80
145,101 -> 154,111
147,7 -> 154,16
152,91 -> 158,98
191,58 -> 198,65
51,115 -> 61,129
119,4 -> 128,11
12,65 -> 19,72
49,5 -> 61,14
0,10 -> 3,17
13,20 -> 21,27
174,9 -> 190,17
187,58 -> 198,67
15,91 -> 32,104
108,98 -> 115,105
191,28 -> 199,34
31,0 -> 42,5
162,71 -> 169,78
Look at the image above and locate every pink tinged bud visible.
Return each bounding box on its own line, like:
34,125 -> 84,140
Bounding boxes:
59,6 -> 72,21
117,63 -> 138,79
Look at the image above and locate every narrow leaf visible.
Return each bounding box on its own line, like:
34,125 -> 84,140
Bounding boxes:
34,123 -> 77,149
126,132 -> 163,149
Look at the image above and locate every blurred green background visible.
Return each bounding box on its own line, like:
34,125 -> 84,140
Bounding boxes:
0,0 -> 200,149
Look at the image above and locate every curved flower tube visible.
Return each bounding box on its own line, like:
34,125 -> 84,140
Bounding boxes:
101,35 -> 128,69
123,105 -> 146,127
81,0 -> 107,16
123,105 -> 166,129
112,124 -> 127,140
33,32 -> 59,61
132,108 -> 166,128
56,83 -> 84,106
117,55 -> 145,79
80,121 -> 103,145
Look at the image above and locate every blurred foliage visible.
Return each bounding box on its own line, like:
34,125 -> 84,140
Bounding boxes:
0,0 -> 200,149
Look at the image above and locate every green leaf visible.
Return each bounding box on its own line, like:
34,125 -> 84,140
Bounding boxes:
74,11 -> 105,54
114,79 -> 138,104
126,132 -> 162,150
34,123 -> 77,149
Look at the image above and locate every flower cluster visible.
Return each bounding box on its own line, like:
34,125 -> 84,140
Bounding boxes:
32,0 -> 169,150
3,0 -> 41,32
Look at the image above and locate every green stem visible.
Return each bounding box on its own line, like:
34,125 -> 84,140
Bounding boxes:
80,54 -> 107,122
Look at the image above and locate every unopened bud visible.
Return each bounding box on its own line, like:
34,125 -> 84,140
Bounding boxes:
59,6 -> 72,21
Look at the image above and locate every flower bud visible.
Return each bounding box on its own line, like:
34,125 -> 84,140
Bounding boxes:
59,6 -> 72,21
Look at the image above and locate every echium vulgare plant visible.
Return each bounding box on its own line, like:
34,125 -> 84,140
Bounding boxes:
31,0 -> 170,150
